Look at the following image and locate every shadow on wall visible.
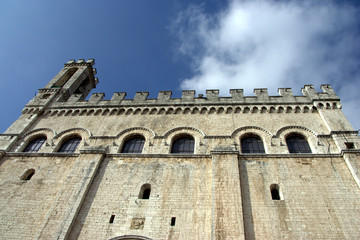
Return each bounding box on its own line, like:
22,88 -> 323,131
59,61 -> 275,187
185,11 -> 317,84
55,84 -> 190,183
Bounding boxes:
67,158 -> 109,239
239,160 -> 255,240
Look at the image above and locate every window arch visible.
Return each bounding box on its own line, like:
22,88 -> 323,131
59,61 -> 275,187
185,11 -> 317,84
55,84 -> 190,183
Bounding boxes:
58,136 -> 81,153
171,135 -> 195,154
23,136 -> 46,152
138,184 -> 151,199
286,134 -> 311,153
270,184 -> 281,200
21,169 -> 35,181
241,134 -> 265,154
121,135 -> 145,153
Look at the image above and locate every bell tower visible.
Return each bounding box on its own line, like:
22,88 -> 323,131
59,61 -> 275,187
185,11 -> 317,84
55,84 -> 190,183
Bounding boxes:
0,59 -> 98,151
42,59 -> 98,102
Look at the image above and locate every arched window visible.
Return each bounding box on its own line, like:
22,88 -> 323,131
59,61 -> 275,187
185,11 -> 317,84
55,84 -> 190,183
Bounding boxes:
241,135 -> 265,154
121,135 -> 145,153
138,184 -> 151,199
23,136 -> 46,152
21,169 -> 35,181
171,135 -> 195,154
286,134 -> 311,153
58,136 -> 81,153
270,184 -> 281,200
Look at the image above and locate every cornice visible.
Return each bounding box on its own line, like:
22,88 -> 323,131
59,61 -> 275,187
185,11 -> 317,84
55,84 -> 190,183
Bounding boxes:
25,103 -> 326,117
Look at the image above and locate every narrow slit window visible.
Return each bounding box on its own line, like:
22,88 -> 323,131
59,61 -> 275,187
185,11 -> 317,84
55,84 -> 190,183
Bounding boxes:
171,217 -> 176,226
109,215 -> 115,223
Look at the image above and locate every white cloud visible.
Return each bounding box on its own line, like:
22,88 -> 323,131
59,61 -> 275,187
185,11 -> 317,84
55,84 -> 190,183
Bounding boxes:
173,0 -> 360,129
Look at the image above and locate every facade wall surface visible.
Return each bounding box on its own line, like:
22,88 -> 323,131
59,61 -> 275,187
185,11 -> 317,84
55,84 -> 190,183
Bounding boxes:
68,156 -> 212,240
0,60 -> 359,240
240,156 -> 360,240
0,155 -> 79,239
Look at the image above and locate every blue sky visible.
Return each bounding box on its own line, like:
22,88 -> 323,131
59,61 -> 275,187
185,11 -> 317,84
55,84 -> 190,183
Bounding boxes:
0,0 -> 359,133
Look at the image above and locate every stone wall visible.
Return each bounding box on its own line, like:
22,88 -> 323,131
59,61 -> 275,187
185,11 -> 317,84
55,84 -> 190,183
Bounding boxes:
240,155 -> 360,239
68,155 -> 213,240
0,60 -> 359,239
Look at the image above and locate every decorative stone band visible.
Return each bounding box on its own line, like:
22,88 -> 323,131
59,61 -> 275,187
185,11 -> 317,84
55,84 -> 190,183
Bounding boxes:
22,103 -> 335,117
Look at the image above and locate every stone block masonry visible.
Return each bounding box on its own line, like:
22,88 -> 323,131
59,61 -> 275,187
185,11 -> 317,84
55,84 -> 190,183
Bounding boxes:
0,59 -> 359,239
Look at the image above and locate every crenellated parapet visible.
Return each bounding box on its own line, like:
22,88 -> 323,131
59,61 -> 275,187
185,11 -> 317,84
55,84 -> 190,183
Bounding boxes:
26,85 -> 340,110
23,86 -> 342,117
18,60 -> 347,135
75,84 -> 338,105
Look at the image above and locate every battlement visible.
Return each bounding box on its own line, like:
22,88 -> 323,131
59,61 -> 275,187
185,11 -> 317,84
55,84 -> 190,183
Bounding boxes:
64,59 -> 96,67
47,84 -> 339,108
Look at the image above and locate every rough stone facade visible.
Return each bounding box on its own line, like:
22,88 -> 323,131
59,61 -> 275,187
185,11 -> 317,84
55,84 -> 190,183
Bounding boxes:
0,59 -> 359,240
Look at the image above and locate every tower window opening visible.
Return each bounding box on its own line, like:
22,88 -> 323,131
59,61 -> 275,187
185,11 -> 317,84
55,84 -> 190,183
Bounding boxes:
109,215 -> 115,223
52,68 -> 78,88
171,217 -> 176,226
270,184 -> 281,200
74,76 -> 91,95
345,142 -> 355,149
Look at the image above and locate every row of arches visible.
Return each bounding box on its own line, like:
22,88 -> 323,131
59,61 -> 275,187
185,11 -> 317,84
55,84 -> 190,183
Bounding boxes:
22,101 -> 340,116
24,105 -> 319,117
23,135 -> 81,153
22,125 -> 315,142
241,133 -> 311,153
121,134 -> 194,154
22,132 -> 311,154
